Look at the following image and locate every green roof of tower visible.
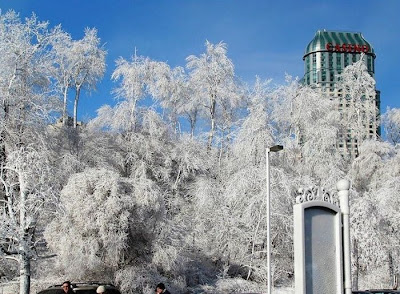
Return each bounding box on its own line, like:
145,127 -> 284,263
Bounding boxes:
304,30 -> 375,58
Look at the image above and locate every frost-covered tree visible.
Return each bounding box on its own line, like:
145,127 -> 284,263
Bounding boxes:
349,140 -> 393,193
186,41 -> 242,148
338,55 -> 378,153
0,146 -> 56,294
382,107 -> 400,145
347,140 -> 394,288
45,168 -> 160,278
50,29 -> 74,125
69,28 -> 106,128
173,70 -> 201,137
375,153 -> 400,285
50,27 -> 105,127
0,11 -> 58,152
188,78 -> 293,286
272,76 -> 346,186
222,78 -> 284,282
350,190 -> 385,289
110,51 -> 156,131
147,65 -> 200,136
356,145 -> 400,287
0,11 -> 63,294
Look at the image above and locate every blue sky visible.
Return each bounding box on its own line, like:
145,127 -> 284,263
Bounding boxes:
1,0 -> 399,121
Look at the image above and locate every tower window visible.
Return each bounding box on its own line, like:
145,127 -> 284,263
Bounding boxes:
330,71 -> 334,81
336,55 -> 342,70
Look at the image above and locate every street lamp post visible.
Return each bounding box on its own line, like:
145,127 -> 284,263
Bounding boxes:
266,145 -> 283,294
337,179 -> 352,294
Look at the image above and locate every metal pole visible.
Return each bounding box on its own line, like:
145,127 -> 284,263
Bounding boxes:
264,145 -> 282,294
266,147 -> 271,294
337,179 -> 352,294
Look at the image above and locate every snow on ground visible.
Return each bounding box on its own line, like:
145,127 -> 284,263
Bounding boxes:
273,287 -> 294,294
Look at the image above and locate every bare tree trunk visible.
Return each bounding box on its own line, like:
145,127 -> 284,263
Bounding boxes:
393,274 -> 399,290
19,252 -> 31,294
190,120 -> 195,138
188,110 -> 198,138
73,86 -> 81,128
352,237 -> 359,290
389,251 -> 396,289
19,184 -> 30,294
130,99 -> 138,132
246,208 -> 263,280
62,85 -> 69,125
207,99 -> 216,149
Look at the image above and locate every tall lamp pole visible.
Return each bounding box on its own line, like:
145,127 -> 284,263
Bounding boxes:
337,179 -> 352,294
266,145 -> 283,294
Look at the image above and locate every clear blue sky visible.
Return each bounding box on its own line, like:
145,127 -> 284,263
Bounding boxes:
1,0 -> 399,121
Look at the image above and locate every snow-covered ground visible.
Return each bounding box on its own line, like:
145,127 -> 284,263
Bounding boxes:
273,288 -> 294,294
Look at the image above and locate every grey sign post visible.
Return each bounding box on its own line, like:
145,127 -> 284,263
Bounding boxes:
293,182 -> 351,294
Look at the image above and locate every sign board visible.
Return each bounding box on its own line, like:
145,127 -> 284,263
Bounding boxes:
325,43 -> 369,53
294,191 -> 343,294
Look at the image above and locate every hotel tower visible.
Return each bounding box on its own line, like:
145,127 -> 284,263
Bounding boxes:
303,30 -> 380,157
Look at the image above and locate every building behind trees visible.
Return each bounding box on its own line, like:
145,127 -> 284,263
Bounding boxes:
303,30 -> 380,157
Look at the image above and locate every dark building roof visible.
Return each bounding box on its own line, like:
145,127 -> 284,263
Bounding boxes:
304,30 -> 375,59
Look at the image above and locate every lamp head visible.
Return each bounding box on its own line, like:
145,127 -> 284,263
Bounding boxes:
269,145 -> 283,152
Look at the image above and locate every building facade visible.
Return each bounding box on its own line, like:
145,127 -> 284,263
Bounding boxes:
303,30 -> 380,157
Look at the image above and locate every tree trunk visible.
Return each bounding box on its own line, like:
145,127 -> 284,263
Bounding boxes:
246,208 -> 263,280
388,251 -> 396,289
19,252 -> 31,294
63,85 -> 69,125
130,98 -> 138,132
190,119 -> 195,138
188,110 -> 197,138
207,98 -> 216,149
73,86 -> 81,129
352,237 -> 359,290
19,183 -> 30,294
393,274 -> 399,290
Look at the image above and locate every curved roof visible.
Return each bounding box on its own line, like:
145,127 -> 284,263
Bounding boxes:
304,30 -> 375,58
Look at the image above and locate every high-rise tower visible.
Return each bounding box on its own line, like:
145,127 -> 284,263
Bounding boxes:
303,30 -> 380,157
